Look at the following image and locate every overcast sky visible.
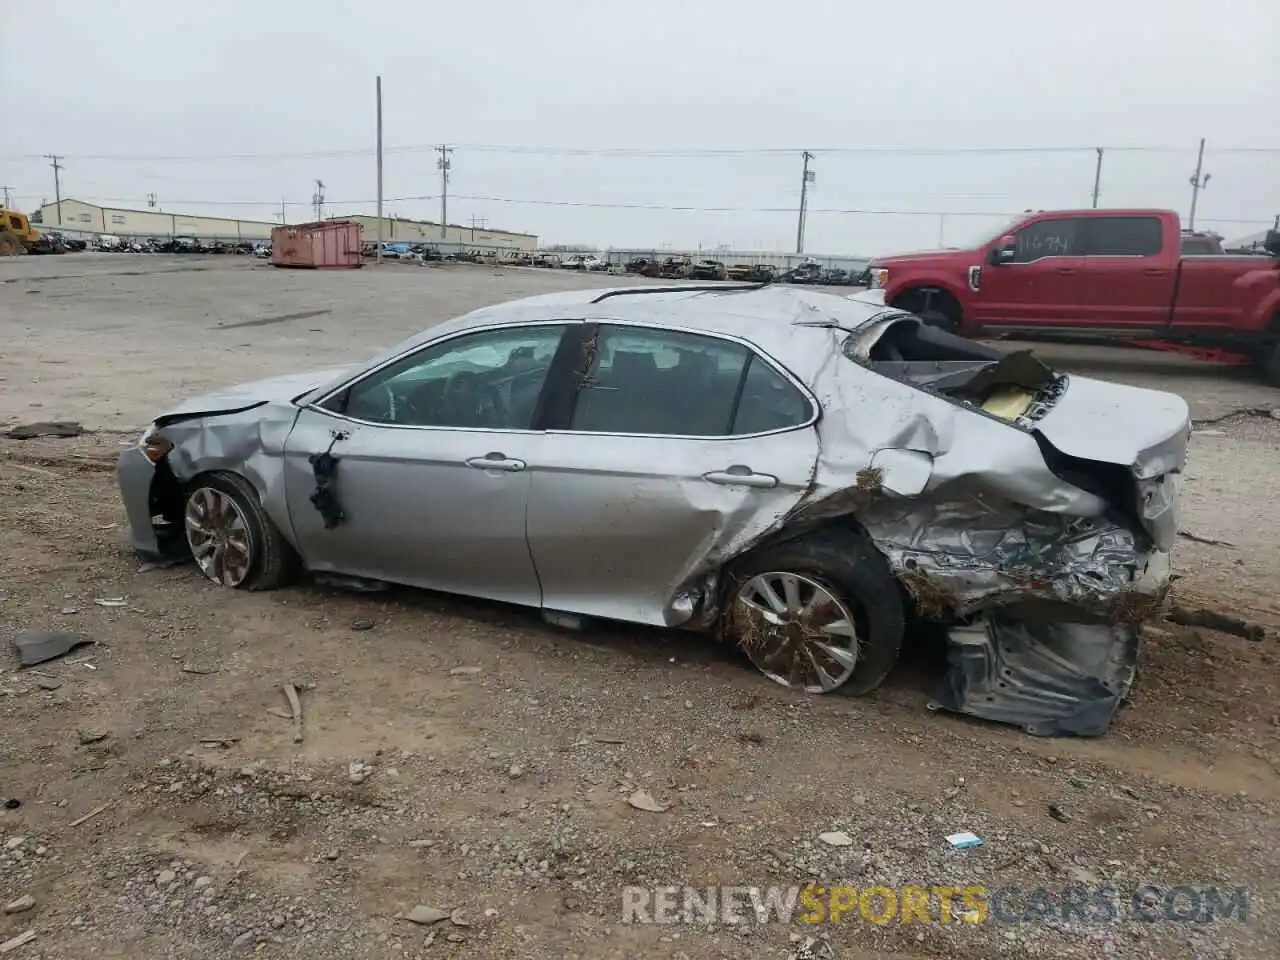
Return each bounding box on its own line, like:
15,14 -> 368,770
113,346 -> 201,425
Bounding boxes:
2,0 -> 1277,253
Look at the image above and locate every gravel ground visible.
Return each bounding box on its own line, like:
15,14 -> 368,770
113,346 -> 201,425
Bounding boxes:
2,255 -> 1279,959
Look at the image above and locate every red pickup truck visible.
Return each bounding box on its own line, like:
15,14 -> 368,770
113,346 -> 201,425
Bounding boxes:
867,209 -> 1280,380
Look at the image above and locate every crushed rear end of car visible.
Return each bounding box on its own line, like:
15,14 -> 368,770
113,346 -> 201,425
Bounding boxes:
800,310 -> 1189,736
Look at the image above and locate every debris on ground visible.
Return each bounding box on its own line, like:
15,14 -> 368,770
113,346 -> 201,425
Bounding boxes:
347,761 -> 372,785
946,830 -> 983,849
626,789 -> 669,813
2,895 -> 34,915
817,830 -> 853,847
350,618 -> 375,631
789,936 -> 835,960
93,597 -> 127,608
0,929 -> 36,953
448,666 -> 482,677
13,630 -> 94,667
77,729 -> 108,745
1047,802 -> 1071,822
404,904 -> 451,925
1177,530 -> 1235,547
35,677 -> 63,691
1165,603 -> 1267,641
68,802 -> 113,827
6,421 -> 83,440
281,682 -> 304,742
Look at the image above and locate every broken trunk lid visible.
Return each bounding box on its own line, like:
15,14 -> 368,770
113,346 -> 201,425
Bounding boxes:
1031,376 -> 1191,480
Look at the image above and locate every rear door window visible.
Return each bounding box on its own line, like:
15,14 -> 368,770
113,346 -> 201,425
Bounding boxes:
568,325 -> 812,436
1084,217 -> 1164,256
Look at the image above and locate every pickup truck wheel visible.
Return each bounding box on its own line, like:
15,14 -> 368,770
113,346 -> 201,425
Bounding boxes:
918,308 -> 958,333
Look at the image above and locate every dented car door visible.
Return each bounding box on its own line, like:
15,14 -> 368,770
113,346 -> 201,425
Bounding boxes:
526,322 -> 821,627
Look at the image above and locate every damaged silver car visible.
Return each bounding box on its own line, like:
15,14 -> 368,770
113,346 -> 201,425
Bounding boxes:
117,284 -> 1189,737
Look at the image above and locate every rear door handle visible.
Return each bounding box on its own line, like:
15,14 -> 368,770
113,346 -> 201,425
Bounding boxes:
466,453 -> 526,472
703,467 -> 778,489
1143,268 -> 1170,277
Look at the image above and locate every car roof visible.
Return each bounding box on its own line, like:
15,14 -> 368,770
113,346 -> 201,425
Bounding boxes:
308,285 -> 903,402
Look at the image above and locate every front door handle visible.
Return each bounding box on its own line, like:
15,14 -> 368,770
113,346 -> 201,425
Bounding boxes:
703,466 -> 778,489
1054,267 -> 1078,275
466,453 -> 526,472
1143,268 -> 1170,277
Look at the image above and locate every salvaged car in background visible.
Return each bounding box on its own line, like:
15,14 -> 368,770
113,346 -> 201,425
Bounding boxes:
626,257 -> 661,277
659,256 -> 693,278
118,285 -> 1188,738
691,259 -> 729,281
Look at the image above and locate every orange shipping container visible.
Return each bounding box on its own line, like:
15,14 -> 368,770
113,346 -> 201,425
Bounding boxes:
270,220 -> 363,269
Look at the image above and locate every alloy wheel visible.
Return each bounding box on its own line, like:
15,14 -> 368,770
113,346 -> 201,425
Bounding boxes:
730,571 -> 860,694
184,486 -> 254,587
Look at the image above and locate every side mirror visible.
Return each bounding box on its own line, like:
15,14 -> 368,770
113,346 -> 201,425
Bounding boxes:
989,235 -> 1017,265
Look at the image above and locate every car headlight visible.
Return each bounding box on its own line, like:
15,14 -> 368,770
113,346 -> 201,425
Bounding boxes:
869,268 -> 889,289
139,424 -> 173,463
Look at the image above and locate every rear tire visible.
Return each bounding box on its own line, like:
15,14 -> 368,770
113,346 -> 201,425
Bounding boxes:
723,528 -> 905,697
0,234 -> 22,256
184,472 -> 300,591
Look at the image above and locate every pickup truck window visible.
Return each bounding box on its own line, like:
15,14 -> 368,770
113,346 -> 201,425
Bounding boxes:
1083,216 -> 1163,256
1010,218 -> 1081,262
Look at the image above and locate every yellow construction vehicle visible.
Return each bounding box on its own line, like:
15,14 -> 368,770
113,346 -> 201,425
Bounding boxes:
0,207 -> 42,255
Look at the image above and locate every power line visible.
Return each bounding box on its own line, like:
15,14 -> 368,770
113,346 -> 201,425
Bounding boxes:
5,143 -> 1280,163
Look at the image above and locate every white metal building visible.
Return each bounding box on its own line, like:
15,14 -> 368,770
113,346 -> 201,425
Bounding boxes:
30,200 -> 539,251
33,200 -> 275,241
342,215 -> 538,251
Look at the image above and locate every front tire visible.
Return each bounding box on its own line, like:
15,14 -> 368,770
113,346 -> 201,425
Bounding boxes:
184,472 -> 300,590
723,529 -> 905,697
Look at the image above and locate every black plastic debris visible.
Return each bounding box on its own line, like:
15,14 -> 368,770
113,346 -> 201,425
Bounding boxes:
13,631 -> 94,667
6,421 -> 84,440
350,618 -> 375,632
2,799 -> 19,810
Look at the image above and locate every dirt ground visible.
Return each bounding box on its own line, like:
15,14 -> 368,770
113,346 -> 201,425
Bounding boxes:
2,254 -> 1279,959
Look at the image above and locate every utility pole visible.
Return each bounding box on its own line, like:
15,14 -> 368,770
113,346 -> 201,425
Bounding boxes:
1,186 -> 11,208
1091,148 -> 1103,208
470,215 -> 487,241
375,75 -> 384,265
1188,137 -> 1210,231
795,151 -> 814,255
312,180 -> 326,222
280,200 -> 287,225
46,154 -> 64,224
146,192 -> 158,209
436,146 -> 452,240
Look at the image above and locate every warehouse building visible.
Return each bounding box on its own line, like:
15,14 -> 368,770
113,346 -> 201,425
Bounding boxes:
33,199 -> 275,241
342,215 -> 537,251
31,201 -> 539,251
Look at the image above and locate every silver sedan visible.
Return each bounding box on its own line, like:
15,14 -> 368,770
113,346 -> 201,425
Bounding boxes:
117,285 -> 1189,737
